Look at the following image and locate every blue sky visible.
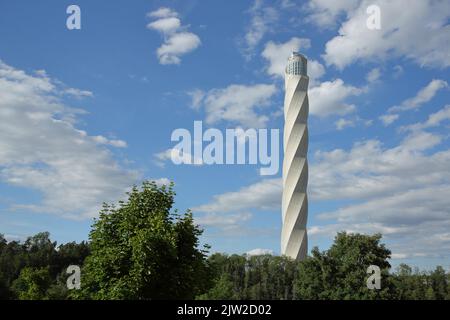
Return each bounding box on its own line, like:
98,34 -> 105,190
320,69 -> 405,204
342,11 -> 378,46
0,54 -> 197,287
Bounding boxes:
0,0 -> 449,269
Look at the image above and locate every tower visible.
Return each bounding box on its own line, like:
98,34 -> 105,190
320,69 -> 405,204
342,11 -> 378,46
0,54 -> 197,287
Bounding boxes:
281,52 -> 309,260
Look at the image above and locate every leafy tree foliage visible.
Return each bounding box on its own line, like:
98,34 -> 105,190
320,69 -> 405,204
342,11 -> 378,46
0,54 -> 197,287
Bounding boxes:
11,267 -> 52,300
391,264 -> 449,300
199,253 -> 297,300
201,233 -> 448,300
197,273 -> 235,300
1,186 -> 448,300
75,181 -> 210,300
0,233 -> 89,300
295,232 -> 393,299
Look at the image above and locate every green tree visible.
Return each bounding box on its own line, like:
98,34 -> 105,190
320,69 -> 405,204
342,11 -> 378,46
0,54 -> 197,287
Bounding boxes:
0,234 -> 9,299
447,272 -> 450,300
11,267 -> 52,300
197,273 -> 235,300
0,237 -> 27,299
429,266 -> 447,299
392,264 -> 414,299
55,241 -> 90,271
200,253 -> 298,300
294,247 -> 330,299
45,270 -> 71,300
391,264 -> 433,299
23,232 -> 60,280
75,181 -> 210,300
295,232 -> 393,299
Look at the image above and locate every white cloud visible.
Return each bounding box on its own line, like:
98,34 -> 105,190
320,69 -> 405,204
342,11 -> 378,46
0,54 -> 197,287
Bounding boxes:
261,38 -> 366,120
308,60 -> 326,86
391,253 -> 408,259
262,38 -> 311,76
402,105 -> 450,132
308,120 -> 450,258
0,61 -> 139,220
318,186 -> 450,225
305,0 -> 360,28
321,0 -> 450,69
191,83 -> 277,127
147,8 -> 201,65
147,7 -> 178,19
379,114 -> 399,126
195,106 -> 450,258
187,89 -> 205,110
393,65 -> 404,79
310,130 -> 446,200
309,79 -> 364,117
193,178 -> 281,214
147,17 -> 181,34
261,37 -> 325,86
242,0 -> 279,59
195,212 -> 253,228
4,234 -> 25,242
261,38 -> 365,120
154,148 -> 203,167
246,248 -> 274,256
379,79 -> 447,126
261,37 -> 326,87
335,118 -> 354,130
64,87 -> 94,99
156,32 -> 201,65
92,135 -> 127,148
366,67 -> 381,83
193,178 -> 281,234
389,79 -> 448,112
280,0 -> 295,9
314,186 -> 450,259
152,177 -> 171,187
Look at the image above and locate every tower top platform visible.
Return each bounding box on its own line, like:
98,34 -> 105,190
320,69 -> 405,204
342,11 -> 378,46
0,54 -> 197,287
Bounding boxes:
286,52 -> 307,76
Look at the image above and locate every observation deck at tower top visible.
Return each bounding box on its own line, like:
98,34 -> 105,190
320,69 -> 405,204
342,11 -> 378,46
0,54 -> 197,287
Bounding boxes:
285,52 -> 308,76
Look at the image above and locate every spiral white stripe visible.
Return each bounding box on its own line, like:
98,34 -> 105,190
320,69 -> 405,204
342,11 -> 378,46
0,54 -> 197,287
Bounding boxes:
281,70 -> 309,261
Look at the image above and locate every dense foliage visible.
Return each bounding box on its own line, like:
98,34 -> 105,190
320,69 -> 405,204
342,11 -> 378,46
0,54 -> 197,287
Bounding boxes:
0,181 -> 448,300
74,181 -> 211,299
0,232 -> 89,299
200,233 -> 449,300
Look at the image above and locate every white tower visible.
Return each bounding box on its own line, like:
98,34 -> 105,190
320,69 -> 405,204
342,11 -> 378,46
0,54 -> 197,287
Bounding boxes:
281,52 -> 309,261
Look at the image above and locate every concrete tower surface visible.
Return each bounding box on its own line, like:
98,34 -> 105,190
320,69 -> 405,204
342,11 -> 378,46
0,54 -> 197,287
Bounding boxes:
281,52 -> 309,261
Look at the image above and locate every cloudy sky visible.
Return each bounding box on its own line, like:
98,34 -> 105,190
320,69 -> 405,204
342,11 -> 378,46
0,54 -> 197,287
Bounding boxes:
0,0 -> 449,269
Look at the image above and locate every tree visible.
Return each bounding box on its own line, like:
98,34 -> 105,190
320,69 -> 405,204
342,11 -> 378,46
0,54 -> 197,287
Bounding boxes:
24,232 -> 58,276
295,232 -> 393,299
390,264 -> 437,300
75,181 -> 210,300
0,232 -> 90,300
0,237 -> 27,299
0,234 -> 9,299
197,273 -> 235,300
199,253 -> 298,300
294,247 -> 331,299
11,267 -> 52,300
54,241 -> 90,273
1,227 -> 449,300
447,272 -> 450,300
428,266 -> 447,299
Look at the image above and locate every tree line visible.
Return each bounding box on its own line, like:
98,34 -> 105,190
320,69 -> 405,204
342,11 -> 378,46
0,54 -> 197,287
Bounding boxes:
1,181 -> 449,300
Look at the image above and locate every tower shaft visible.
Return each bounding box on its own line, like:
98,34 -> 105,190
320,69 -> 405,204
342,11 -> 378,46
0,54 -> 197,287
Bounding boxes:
281,53 -> 309,260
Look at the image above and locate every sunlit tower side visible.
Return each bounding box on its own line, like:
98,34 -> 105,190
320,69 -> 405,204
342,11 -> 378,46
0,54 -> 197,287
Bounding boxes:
281,52 -> 309,261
